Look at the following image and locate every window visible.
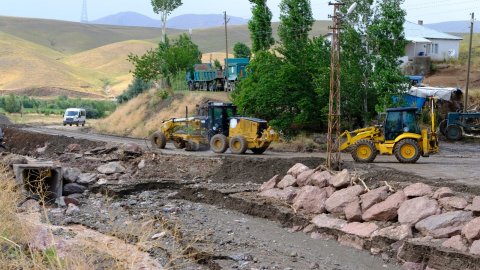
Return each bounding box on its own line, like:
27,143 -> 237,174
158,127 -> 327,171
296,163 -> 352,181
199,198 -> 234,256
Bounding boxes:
433,43 -> 439,54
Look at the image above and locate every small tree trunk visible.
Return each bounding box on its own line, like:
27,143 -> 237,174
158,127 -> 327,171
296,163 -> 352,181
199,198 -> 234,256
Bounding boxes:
161,13 -> 167,43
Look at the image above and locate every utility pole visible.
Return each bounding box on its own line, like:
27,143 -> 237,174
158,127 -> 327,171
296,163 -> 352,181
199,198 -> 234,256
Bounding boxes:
326,2 -> 344,170
464,12 -> 475,112
224,11 -> 230,91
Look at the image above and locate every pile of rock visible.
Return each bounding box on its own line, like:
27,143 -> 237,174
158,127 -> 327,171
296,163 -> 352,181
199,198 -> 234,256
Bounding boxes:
258,163 -> 480,266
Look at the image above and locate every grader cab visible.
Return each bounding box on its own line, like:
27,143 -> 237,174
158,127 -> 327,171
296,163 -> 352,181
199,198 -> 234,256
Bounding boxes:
339,99 -> 439,163
149,102 -> 278,154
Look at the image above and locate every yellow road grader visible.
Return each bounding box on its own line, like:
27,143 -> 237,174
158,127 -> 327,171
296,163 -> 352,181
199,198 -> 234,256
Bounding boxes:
149,102 -> 278,154
339,98 -> 439,163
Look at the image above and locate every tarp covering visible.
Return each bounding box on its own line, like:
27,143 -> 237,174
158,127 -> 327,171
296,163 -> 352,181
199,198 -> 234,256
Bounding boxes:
407,86 -> 460,101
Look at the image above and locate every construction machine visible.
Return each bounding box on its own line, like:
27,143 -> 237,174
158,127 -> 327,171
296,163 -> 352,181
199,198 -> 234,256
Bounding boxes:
339,98 -> 439,163
149,102 -> 278,154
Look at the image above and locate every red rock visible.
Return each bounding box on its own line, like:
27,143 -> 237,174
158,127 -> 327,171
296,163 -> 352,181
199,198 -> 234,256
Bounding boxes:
397,197 -> 441,225
311,214 -> 347,230
325,185 -> 365,214
259,187 -> 298,202
402,262 -> 425,270
360,186 -> 389,211
344,199 -> 362,222
328,169 -> 350,188
277,175 -> 296,189
258,175 -> 280,192
372,225 -> 412,241
432,187 -> 454,199
292,186 -> 327,214
415,211 -> 473,238
461,217 -> 480,242
465,196 -> 480,212
439,196 -> 468,210
338,234 -> 366,250
441,235 -> 468,252
341,222 -> 378,238
325,186 -> 336,197
296,169 -> 315,187
362,191 -> 406,222
308,171 -> 331,188
469,240 -> 480,255
287,163 -> 310,178
404,183 -> 433,197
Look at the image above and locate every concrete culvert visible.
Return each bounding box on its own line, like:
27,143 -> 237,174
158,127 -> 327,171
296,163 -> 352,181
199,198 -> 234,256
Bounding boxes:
13,164 -> 62,203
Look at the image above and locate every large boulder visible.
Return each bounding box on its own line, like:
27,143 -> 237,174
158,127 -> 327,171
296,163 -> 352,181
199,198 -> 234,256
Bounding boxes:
287,163 -> 310,178
344,199 -> 362,222
325,185 -> 365,214
397,197 -> 441,225
415,211 -> 473,238
360,186 -> 389,211
461,217 -> 480,242
329,169 -> 350,188
441,235 -> 468,252
293,186 -> 328,214
259,187 -> 298,203
470,240 -> 480,255
403,183 -> 433,197
372,225 -> 412,241
259,175 -> 280,192
341,222 -> 378,238
77,173 -> 98,185
277,175 -> 296,189
97,162 -> 126,175
465,196 -> 480,212
63,183 -> 87,196
296,169 -> 315,187
432,187 -> 454,199
120,143 -> 143,156
308,171 -> 331,188
362,191 -> 406,222
63,167 -> 81,183
438,196 -> 468,210
311,214 -> 347,230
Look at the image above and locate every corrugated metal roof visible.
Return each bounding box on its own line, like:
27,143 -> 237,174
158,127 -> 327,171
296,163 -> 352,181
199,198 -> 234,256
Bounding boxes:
405,36 -> 431,43
404,21 -> 463,40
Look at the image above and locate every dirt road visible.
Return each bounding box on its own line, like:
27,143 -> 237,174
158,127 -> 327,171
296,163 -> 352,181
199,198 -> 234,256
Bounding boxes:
23,126 -> 480,191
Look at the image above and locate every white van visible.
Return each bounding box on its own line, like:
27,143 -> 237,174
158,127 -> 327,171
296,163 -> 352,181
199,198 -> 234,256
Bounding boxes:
63,108 -> 86,126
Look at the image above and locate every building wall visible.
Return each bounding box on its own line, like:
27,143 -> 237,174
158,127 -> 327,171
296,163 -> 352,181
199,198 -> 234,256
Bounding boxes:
405,42 -> 430,60
427,39 -> 460,61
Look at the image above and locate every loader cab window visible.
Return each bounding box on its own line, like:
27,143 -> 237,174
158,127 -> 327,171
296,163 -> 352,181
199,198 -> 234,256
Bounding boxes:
384,109 -> 420,141
210,106 -> 236,136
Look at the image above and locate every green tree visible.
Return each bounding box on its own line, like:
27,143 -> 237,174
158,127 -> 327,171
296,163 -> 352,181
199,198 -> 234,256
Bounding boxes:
213,59 -> 222,70
117,78 -> 154,103
4,94 -> 21,113
233,42 -> 252,58
151,0 -> 183,42
277,0 -> 314,62
128,34 -> 201,91
248,0 -> 275,52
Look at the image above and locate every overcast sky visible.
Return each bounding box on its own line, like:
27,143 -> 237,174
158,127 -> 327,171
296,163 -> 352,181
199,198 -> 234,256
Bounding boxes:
0,0 -> 477,24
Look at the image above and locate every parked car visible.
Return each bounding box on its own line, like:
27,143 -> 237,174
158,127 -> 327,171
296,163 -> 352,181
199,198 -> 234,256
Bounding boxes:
63,108 -> 86,126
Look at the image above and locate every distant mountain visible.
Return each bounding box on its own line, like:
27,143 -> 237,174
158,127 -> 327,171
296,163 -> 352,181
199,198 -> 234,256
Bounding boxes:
91,12 -> 160,28
425,20 -> 480,33
91,12 -> 249,29
167,14 -> 248,30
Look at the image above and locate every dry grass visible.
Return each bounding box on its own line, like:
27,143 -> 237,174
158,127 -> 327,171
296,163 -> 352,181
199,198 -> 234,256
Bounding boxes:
7,113 -> 63,125
93,90 -> 230,138
269,133 -> 324,152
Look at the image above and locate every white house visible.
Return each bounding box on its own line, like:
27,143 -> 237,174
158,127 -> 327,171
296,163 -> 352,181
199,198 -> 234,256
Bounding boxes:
324,21 -> 463,62
404,20 -> 463,61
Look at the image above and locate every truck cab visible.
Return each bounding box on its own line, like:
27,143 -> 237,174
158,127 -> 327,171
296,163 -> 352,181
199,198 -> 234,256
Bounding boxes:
63,108 -> 86,126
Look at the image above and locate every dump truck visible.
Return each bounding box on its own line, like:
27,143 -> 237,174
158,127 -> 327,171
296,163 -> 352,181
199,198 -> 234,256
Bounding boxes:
149,102 -> 278,154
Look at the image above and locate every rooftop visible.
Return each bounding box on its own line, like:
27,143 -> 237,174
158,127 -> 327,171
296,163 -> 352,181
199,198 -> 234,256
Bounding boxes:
404,21 -> 463,41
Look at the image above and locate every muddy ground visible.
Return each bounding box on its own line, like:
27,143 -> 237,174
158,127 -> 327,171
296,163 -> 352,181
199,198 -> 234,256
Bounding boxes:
4,126 -> 480,269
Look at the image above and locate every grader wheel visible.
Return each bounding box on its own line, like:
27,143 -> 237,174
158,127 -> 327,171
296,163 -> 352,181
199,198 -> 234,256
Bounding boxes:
210,134 -> 228,153
173,140 -> 186,149
351,140 -> 377,163
150,132 -> 167,149
229,136 -> 247,154
394,139 -> 421,163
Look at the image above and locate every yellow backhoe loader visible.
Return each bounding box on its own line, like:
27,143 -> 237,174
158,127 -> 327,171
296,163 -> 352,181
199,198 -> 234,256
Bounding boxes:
339,98 -> 439,163
149,102 -> 278,154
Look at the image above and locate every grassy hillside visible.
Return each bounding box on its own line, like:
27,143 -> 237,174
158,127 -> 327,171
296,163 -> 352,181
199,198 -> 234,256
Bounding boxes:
94,90 -> 230,137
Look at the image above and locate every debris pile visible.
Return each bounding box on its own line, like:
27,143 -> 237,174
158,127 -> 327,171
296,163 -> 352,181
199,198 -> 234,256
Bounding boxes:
259,163 -> 480,269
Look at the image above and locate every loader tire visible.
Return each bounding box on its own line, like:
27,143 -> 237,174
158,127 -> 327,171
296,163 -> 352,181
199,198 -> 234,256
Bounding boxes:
150,132 -> 167,149
446,125 -> 462,141
173,140 -> 186,149
439,119 -> 447,136
394,139 -> 420,163
210,134 -> 228,153
251,143 -> 270,155
351,140 -> 377,163
185,140 -> 200,151
230,136 -> 247,154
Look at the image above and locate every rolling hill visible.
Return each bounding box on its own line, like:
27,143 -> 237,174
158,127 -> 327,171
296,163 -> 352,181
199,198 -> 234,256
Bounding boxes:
425,20 -> 480,34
